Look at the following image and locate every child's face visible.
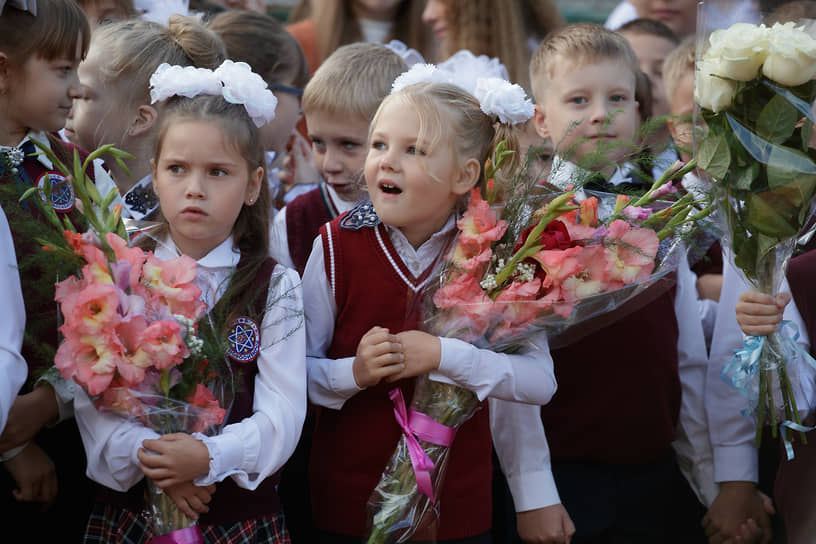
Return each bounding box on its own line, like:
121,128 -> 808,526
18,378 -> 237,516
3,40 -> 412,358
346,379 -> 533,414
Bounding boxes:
365,98 -> 476,248
629,0 -> 698,37
258,88 -> 301,154
668,73 -> 695,162
3,53 -> 82,141
533,56 -> 639,166
619,31 -> 676,118
422,0 -> 451,58
151,120 -> 263,260
81,0 -> 129,30
306,109 -> 370,202
66,47 -> 128,151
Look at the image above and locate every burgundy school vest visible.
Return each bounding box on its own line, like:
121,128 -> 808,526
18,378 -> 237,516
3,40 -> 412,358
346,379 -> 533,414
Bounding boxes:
97,258 -> 283,525
541,280 -> 682,464
787,249 -> 816,358
309,210 -> 492,540
285,184 -> 337,276
0,137 -> 93,379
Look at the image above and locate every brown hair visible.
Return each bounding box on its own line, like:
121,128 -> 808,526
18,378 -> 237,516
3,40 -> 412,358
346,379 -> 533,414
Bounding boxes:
298,0 -> 431,67
302,42 -> 407,121
530,23 -> 640,103
91,15 -> 226,109
617,17 -> 680,45
440,0 -> 563,91
0,0 -> 90,63
662,35 -> 695,109
208,10 -> 310,90
373,81 -> 521,195
152,94 -> 269,324
765,1 -> 816,24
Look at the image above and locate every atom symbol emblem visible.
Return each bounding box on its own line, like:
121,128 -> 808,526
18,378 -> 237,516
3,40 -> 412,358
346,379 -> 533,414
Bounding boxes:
227,317 -> 260,362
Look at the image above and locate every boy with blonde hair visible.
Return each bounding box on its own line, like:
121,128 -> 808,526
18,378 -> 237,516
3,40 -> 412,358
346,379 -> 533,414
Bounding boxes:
270,42 -> 408,275
495,22 -> 710,543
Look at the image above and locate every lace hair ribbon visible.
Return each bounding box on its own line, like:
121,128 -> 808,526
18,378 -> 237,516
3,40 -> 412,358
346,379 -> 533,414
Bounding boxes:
0,0 -> 36,15
149,60 -> 277,127
390,50 -> 534,125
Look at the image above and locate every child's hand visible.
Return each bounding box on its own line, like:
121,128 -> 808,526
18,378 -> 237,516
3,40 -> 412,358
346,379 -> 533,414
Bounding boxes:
352,326 -> 404,389
163,481 -> 216,520
279,132 -> 320,190
516,504 -> 576,543
3,442 -> 57,506
702,481 -> 773,544
0,386 -> 59,451
385,331 -> 441,383
735,290 -> 791,336
138,433 -> 210,489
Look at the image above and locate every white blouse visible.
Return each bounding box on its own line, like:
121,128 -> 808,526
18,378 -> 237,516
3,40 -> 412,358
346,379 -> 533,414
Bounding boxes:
75,237 -> 306,492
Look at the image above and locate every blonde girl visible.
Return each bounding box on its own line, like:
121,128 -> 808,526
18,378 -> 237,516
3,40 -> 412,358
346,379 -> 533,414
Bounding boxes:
66,15 -> 225,219
302,71 -> 556,543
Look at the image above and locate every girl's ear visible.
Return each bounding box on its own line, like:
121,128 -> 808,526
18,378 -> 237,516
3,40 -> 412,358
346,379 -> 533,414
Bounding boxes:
128,105 -> 159,137
452,157 -> 480,196
244,166 -> 264,205
533,104 -> 549,140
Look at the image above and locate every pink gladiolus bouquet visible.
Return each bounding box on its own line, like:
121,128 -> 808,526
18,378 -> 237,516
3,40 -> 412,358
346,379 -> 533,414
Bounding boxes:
366,146 -> 708,544
21,143 -> 231,544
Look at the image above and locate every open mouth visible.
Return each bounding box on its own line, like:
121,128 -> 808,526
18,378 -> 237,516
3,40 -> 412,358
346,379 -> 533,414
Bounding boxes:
380,182 -> 402,195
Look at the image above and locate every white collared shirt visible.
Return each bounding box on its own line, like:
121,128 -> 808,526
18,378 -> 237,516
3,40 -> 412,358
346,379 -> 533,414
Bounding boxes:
0,204 -> 27,442
269,184 -> 358,271
300,213 -> 556,408
74,236 -> 307,491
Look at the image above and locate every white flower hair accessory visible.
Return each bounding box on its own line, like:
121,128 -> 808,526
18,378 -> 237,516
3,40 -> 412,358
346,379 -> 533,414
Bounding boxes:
384,40 -> 426,68
138,0 -> 195,26
437,50 -> 509,96
473,77 -> 534,125
149,60 -> 277,127
390,54 -> 534,126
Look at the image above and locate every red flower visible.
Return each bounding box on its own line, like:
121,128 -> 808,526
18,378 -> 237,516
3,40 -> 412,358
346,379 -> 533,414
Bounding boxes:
514,220 -> 578,253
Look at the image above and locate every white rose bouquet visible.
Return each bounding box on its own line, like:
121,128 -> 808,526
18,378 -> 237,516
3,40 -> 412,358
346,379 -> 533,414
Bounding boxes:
695,19 -> 816,448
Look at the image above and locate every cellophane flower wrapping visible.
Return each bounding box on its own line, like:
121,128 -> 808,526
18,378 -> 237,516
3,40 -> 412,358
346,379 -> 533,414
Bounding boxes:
365,145 -> 708,544
21,144 -> 232,543
694,3 -> 816,445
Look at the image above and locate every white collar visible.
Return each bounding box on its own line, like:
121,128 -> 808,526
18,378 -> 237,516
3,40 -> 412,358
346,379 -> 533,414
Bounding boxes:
154,235 -> 240,269
1,131 -> 54,169
325,183 -> 361,215
548,155 -> 633,189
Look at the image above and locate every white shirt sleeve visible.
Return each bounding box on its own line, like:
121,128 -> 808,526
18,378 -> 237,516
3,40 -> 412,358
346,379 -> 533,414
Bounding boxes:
706,250 -> 760,483
269,206 -> 296,271
490,398 -> 561,510
195,265 -> 307,489
302,237 -> 362,409
672,258 -> 719,507
0,205 -> 27,437
433,333 -> 556,405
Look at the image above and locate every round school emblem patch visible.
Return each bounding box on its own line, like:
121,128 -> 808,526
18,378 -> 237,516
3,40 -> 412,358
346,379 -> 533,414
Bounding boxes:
36,172 -> 75,213
227,317 -> 260,362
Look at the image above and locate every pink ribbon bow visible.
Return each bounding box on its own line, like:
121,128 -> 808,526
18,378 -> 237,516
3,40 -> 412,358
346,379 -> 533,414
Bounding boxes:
389,388 -> 456,503
149,526 -> 204,544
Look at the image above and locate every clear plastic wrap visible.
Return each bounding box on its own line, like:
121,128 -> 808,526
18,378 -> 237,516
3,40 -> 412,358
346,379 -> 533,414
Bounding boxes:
694,2 -> 816,445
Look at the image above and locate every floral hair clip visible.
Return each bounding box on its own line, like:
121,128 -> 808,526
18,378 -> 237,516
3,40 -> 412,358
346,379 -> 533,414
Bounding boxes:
390,53 -> 534,126
0,0 -> 36,15
149,60 -> 277,127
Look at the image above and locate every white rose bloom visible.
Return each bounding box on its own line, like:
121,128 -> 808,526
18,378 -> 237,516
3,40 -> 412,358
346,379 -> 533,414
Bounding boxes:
705,23 -> 768,81
695,59 -> 738,112
762,22 -> 816,86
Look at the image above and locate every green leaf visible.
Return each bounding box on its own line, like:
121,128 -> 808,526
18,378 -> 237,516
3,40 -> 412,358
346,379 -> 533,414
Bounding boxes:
748,191 -> 798,238
697,132 -> 731,180
757,94 -> 799,144
731,162 -> 760,191
802,120 -> 813,153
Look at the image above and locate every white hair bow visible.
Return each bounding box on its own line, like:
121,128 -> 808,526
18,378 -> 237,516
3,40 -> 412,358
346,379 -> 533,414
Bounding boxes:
149,60 -> 277,127
0,0 -> 37,16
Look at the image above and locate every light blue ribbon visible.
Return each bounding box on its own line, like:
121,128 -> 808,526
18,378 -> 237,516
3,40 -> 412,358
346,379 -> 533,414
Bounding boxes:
723,321 -> 816,460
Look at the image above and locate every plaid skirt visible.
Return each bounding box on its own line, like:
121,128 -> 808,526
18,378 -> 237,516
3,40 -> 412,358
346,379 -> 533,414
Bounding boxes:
83,503 -> 290,544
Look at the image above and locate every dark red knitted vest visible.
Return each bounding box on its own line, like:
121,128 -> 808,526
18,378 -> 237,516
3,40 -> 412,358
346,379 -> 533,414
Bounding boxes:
285,184 -> 337,275
98,258 -> 283,525
309,216 -> 492,539
787,249 -> 816,358
541,280 -> 682,464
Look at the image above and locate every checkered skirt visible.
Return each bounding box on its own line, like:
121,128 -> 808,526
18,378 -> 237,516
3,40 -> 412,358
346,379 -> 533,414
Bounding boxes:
83,503 -> 290,544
